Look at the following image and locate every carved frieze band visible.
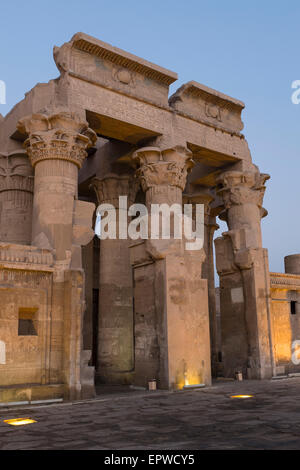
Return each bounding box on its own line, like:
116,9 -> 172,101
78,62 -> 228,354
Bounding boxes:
270,272 -> 300,290
0,245 -> 54,266
0,268 -> 53,285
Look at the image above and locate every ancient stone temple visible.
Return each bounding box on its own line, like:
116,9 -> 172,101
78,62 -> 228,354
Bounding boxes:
0,32 -> 299,403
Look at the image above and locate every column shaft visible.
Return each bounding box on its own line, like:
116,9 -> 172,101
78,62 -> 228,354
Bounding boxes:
92,174 -> 137,383
131,146 -> 211,389
215,169 -> 273,379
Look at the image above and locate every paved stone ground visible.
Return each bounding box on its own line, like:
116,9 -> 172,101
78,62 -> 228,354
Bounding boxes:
1,378 -> 300,450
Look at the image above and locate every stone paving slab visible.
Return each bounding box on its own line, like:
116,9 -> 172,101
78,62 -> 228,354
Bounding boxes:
1,379 -> 300,450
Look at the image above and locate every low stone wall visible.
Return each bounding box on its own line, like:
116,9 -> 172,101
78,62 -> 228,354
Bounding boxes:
270,272 -> 300,375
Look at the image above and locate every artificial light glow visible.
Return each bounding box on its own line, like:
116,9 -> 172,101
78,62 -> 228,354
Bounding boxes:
4,418 -> 37,426
230,395 -> 253,399
180,371 -> 204,390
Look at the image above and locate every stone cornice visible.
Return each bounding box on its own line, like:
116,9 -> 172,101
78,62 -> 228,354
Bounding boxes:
169,81 -> 245,134
170,81 -> 245,109
69,33 -> 178,86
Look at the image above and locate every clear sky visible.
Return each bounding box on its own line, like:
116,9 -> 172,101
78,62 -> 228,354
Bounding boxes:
0,0 -> 299,274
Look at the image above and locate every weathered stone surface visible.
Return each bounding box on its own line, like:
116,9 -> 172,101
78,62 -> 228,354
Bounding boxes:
129,145 -> 211,389
0,152 -> 33,244
215,167 -> 273,379
54,32 -> 178,109
169,81 -> 245,134
0,31 -> 291,403
91,174 -> 137,384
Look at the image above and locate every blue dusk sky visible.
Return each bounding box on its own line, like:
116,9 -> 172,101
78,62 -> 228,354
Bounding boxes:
0,0 -> 299,273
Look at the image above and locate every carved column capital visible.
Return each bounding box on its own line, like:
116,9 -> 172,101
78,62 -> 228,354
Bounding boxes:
0,152 -> 34,194
91,173 -> 138,207
132,145 -> 194,192
216,169 -> 270,251
17,112 -> 97,168
216,170 -> 270,213
0,152 -> 34,244
183,190 -> 214,224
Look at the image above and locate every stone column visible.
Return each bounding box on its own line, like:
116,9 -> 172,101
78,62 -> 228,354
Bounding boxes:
17,113 -> 96,259
131,146 -> 211,389
183,191 -> 219,376
17,112 -> 97,400
0,152 -> 34,244
215,168 -> 273,379
207,217 -> 221,375
91,174 -> 137,384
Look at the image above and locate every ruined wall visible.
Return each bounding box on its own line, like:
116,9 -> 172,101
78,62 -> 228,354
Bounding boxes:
0,245 -> 65,402
269,257 -> 300,375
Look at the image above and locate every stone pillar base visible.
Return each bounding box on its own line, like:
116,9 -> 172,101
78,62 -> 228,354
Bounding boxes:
131,240 -> 211,390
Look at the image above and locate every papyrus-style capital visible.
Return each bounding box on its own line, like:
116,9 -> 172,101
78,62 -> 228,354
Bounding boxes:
17,112 -> 97,168
183,191 -> 214,224
132,145 -> 194,192
216,170 -> 270,212
0,152 -> 34,194
0,152 -> 34,245
91,173 -> 138,207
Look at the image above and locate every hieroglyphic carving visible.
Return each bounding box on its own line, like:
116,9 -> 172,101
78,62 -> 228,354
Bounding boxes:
0,268 -> 53,286
69,78 -> 172,134
0,244 -> 53,266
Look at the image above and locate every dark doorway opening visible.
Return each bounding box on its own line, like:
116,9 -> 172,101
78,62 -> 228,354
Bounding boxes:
291,300 -> 297,315
92,288 -> 99,368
